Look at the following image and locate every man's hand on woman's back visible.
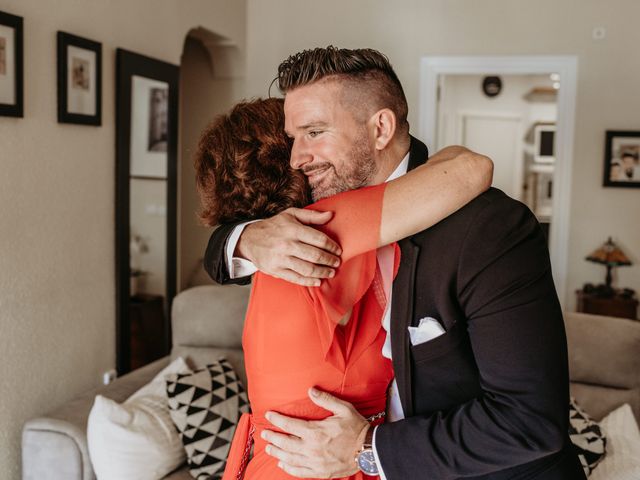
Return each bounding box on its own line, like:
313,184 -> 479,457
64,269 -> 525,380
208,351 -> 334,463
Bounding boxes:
236,208 -> 342,286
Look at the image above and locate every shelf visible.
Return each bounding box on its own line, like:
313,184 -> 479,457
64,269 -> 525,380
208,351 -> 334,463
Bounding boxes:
524,87 -> 557,103
528,163 -> 555,174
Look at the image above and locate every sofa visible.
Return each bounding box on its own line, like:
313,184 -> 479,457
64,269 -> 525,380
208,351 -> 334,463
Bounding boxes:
22,284 -> 640,479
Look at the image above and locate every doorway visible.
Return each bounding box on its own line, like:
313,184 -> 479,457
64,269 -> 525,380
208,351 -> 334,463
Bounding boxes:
177,28 -> 243,291
420,56 -> 578,307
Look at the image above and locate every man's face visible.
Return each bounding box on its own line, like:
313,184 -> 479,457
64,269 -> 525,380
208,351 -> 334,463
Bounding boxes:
284,80 -> 378,201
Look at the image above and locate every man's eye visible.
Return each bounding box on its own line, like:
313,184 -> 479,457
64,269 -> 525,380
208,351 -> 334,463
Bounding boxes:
308,130 -> 322,138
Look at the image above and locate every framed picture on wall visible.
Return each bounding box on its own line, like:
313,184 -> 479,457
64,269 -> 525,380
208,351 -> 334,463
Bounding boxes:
603,130 -> 640,188
57,31 -> 101,125
0,10 -> 23,117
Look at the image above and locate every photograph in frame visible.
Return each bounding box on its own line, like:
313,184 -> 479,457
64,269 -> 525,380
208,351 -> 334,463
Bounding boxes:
57,31 -> 101,125
130,75 -> 170,178
0,10 -> 23,117
603,131 -> 640,188
66,44 -> 96,116
148,87 -> 168,152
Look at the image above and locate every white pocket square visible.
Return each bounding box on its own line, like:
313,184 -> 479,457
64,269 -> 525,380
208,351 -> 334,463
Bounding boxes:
408,317 -> 446,346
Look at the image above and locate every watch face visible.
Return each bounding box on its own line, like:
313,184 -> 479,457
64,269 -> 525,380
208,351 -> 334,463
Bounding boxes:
357,449 -> 379,475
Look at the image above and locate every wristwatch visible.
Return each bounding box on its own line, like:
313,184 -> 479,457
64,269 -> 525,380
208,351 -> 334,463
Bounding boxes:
355,426 -> 379,476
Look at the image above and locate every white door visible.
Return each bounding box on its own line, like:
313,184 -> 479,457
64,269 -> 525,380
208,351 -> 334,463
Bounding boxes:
459,113 -> 523,199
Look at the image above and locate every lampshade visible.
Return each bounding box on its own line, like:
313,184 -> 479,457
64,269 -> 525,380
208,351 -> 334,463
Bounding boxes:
585,237 -> 632,293
586,237 -> 632,267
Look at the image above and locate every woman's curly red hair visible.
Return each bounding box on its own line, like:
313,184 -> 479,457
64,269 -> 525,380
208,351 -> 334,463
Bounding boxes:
194,98 -> 310,226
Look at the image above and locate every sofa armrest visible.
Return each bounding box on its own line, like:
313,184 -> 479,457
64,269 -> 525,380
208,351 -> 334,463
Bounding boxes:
22,356 -> 170,480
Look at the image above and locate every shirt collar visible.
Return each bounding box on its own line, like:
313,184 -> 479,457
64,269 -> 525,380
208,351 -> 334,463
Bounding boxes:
385,152 -> 410,182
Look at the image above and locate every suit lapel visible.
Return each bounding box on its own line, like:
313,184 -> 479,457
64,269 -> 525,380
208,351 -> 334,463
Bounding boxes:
390,136 -> 428,416
391,238 -> 420,417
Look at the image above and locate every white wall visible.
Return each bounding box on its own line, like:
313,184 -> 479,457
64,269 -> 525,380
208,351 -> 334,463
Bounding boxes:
0,1 -> 245,477
438,74 -> 557,199
245,0 -> 640,307
438,74 -> 557,147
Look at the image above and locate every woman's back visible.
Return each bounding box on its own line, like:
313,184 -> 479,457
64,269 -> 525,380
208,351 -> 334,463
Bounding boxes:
224,184 -> 397,480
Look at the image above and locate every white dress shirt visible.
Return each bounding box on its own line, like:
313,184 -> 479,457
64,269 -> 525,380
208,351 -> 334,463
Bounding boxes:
224,154 -> 411,478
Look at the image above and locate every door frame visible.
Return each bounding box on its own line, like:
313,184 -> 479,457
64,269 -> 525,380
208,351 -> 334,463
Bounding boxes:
419,55 -> 578,307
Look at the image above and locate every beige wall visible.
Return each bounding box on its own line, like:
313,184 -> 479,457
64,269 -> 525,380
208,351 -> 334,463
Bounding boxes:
0,0 -> 245,477
246,0 -> 640,306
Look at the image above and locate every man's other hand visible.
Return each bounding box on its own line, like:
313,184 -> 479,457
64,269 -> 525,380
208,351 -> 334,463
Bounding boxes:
262,388 -> 370,478
236,208 -> 341,286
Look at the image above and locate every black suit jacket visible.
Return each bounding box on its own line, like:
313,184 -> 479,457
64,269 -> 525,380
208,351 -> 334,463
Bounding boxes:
203,137 -> 585,479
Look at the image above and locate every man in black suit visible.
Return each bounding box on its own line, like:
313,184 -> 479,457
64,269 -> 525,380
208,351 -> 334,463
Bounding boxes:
203,47 -> 584,479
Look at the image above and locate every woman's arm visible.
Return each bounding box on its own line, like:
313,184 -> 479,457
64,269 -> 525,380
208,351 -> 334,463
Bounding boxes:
306,147 -> 492,327
309,146 -> 492,263
379,146 -> 493,246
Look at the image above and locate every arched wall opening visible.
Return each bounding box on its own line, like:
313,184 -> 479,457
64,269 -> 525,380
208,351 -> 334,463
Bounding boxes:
177,28 -> 245,291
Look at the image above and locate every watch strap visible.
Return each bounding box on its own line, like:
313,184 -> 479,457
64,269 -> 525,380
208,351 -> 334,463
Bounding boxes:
356,426 -> 379,476
363,425 -> 374,448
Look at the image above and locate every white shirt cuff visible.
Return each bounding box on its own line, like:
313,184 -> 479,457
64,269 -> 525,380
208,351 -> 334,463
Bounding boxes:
372,425 -> 388,480
225,220 -> 260,279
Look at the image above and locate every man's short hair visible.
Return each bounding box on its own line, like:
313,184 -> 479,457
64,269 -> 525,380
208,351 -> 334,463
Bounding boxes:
277,46 -> 409,134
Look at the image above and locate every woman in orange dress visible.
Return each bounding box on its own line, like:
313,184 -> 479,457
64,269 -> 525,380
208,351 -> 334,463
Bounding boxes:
194,98 -> 492,480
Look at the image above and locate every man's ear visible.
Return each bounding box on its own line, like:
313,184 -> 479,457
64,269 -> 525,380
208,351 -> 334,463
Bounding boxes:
370,108 -> 397,151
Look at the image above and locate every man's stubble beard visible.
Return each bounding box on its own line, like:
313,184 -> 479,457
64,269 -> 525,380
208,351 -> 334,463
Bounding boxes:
309,131 -> 378,202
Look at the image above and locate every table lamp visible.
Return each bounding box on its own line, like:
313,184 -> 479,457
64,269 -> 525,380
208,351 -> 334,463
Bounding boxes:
585,237 -> 632,293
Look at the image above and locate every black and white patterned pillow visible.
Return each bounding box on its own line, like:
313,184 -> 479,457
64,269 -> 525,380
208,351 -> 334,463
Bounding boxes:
166,359 -> 250,479
569,397 -> 606,476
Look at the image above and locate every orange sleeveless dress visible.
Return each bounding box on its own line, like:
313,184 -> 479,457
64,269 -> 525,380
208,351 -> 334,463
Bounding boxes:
223,184 -> 399,480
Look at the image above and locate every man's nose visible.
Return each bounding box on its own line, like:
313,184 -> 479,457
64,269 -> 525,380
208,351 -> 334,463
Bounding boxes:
290,139 -> 312,170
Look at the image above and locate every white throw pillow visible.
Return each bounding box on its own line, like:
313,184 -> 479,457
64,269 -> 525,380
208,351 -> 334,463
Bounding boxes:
590,404 -> 640,480
87,357 -> 191,480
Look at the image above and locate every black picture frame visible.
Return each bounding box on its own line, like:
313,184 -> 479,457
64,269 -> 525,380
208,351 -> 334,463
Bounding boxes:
115,48 -> 178,375
0,10 -> 23,117
57,31 -> 102,125
603,130 -> 640,188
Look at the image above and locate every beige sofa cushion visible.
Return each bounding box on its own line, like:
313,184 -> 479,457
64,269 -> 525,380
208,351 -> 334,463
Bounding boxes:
566,312 -> 640,421
170,284 -> 250,386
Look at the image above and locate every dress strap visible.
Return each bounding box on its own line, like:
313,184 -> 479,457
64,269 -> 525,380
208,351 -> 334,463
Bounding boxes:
222,413 -> 254,480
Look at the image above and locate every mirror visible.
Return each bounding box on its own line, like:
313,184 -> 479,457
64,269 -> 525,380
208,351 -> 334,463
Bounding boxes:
115,49 -> 179,375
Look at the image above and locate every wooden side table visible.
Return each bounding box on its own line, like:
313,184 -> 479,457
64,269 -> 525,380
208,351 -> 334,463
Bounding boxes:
576,290 -> 638,320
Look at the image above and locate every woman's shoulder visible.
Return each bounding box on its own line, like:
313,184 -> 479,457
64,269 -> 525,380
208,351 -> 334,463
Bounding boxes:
304,183 -> 386,212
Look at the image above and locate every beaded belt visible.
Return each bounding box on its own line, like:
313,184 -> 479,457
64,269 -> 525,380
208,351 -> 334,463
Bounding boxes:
366,411 -> 386,423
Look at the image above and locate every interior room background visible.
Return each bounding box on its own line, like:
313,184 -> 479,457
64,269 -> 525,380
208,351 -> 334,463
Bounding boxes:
0,0 -> 638,478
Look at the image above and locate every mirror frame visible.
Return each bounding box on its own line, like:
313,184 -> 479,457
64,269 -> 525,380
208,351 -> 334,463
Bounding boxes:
115,48 -> 179,375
